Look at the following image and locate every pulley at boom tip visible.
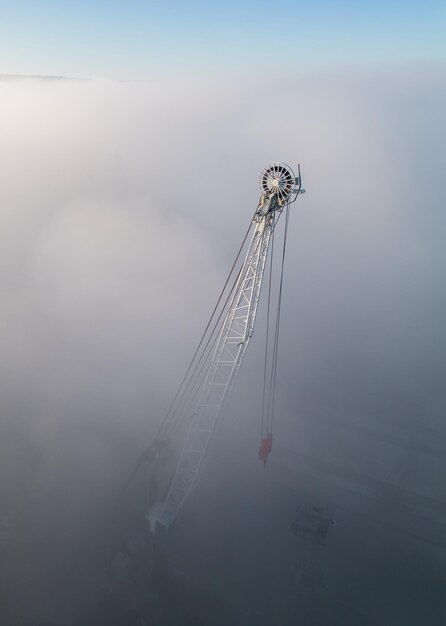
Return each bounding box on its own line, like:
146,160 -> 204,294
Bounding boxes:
256,162 -> 305,219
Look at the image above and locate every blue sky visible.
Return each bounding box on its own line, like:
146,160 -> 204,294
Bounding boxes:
1,0 -> 445,77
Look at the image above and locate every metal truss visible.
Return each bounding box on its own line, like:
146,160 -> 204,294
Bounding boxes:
147,211 -> 275,533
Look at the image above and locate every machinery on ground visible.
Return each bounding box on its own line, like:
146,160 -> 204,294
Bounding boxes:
291,505 -> 336,594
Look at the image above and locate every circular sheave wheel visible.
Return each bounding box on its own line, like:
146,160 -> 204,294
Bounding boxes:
259,163 -> 296,204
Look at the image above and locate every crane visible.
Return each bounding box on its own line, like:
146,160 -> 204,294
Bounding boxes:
146,163 -> 305,535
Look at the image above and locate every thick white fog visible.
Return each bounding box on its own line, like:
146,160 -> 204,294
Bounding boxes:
0,66 -> 445,624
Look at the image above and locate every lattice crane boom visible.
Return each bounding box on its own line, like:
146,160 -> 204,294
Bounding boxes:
147,163 -> 304,534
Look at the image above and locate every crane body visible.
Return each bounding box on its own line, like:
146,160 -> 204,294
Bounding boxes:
146,163 -> 304,534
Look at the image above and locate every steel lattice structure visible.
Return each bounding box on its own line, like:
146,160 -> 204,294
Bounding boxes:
147,163 -> 303,534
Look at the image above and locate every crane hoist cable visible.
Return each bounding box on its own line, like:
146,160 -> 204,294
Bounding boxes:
177,206 -> 289,445
260,205 -> 285,436
160,195 -> 294,446
261,222 -> 275,440
259,200 -> 291,464
269,201 -> 291,432
119,210 -> 256,495
155,211 -> 257,442
157,218 -> 263,442
161,265 -> 242,441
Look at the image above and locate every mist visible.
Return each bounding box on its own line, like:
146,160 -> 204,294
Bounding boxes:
0,65 -> 445,625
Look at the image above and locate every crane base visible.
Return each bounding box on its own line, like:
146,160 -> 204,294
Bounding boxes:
145,502 -> 177,535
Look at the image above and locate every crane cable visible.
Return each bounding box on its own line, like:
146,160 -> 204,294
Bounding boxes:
161,259 -> 244,441
163,211 -> 271,441
261,200 -> 291,440
154,209 -> 257,441
268,200 -> 291,432
165,212 -> 277,442
260,219 -> 275,438
119,210 -> 257,496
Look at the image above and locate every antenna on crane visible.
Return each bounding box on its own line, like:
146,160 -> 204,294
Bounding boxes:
140,162 -> 305,535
